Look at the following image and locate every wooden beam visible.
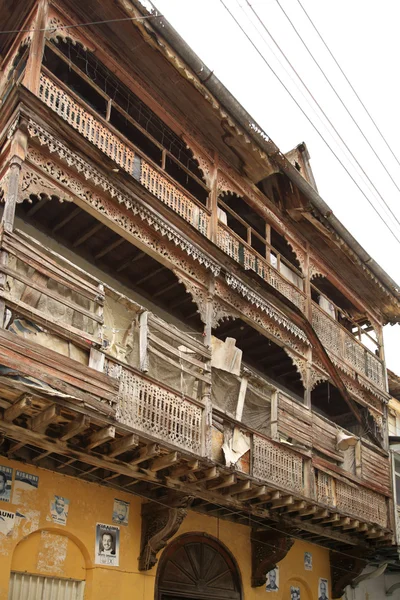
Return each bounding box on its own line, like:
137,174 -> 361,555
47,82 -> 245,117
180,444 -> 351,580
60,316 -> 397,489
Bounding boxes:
285,501 -> 306,514
86,426 -> 116,450
0,418 -> 156,482
227,480 -> 251,495
332,517 -> 351,529
130,443 -> 160,465
238,485 -> 267,501
31,404 -> 60,433
342,520 -> 360,531
207,474 -> 236,491
4,394 -> 32,421
116,251 -> 145,273
298,505 -> 317,517
270,495 -> 294,510
52,206 -> 81,233
310,509 -> 330,521
32,415 -> 90,464
188,466 -> 219,485
153,280 -> 180,299
95,237 -> 124,260
73,222 -> 103,248
170,460 -> 200,479
136,266 -> 164,286
26,196 -> 49,217
149,452 -> 180,472
108,433 -> 139,458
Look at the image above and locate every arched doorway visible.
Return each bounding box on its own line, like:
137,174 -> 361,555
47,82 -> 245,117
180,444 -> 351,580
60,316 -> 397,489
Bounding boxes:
156,533 -> 242,600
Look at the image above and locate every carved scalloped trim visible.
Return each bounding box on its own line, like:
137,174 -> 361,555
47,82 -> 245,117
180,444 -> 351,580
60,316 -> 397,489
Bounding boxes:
46,13 -> 94,51
26,121 -> 221,277
284,348 -> 308,386
225,273 -> 309,344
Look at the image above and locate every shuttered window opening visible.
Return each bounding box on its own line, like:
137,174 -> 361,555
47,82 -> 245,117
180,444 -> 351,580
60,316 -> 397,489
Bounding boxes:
8,572 -> 85,600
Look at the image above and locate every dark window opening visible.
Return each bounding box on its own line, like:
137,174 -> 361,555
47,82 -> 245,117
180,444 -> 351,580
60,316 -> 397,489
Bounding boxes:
110,107 -> 162,166
270,228 -> 300,270
214,318 -> 305,401
222,193 -> 265,237
165,156 -> 208,205
43,46 -> 107,117
224,211 -> 248,242
47,40 -> 206,182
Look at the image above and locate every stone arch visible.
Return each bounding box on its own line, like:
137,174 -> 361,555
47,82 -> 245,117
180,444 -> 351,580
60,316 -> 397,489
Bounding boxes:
9,527 -> 91,596
155,532 -> 242,600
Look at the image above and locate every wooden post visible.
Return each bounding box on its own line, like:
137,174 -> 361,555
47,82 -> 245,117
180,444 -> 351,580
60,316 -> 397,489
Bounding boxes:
23,0 -> 49,94
200,276 -> 214,459
208,159 -> 218,244
270,390 -> 278,440
235,370 -> 249,422
304,244 -> 312,407
355,440 -> 362,478
139,310 -> 149,372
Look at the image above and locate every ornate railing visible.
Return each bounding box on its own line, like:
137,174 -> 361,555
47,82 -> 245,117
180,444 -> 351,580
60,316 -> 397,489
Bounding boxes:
38,72 -> 210,237
140,162 -> 209,236
316,470 -> 387,527
107,361 -> 203,455
217,224 -> 306,312
253,434 -> 304,494
312,303 -> 385,389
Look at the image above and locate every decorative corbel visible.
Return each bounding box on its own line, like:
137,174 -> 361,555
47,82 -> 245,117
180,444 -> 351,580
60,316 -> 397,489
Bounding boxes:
330,549 -> 369,599
139,495 -> 193,571
251,528 -> 294,587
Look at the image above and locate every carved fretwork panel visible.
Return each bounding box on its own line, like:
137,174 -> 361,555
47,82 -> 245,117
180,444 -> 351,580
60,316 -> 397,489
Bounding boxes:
216,276 -> 309,356
46,9 -> 94,50
251,528 -> 294,587
139,496 -> 193,571
175,271 -> 239,327
330,549 -> 368,599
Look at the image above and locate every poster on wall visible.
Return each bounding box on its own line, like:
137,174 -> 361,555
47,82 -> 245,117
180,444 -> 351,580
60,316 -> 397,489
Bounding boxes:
112,499 -> 129,526
290,586 -> 300,600
0,465 -> 13,503
50,495 -> 69,526
0,510 -> 15,536
304,551 -> 312,571
318,578 -> 329,600
12,470 -> 39,503
265,567 -> 279,591
95,523 -> 120,567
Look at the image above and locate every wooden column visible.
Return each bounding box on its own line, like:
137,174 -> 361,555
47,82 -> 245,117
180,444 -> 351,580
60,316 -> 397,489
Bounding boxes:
23,0 -> 49,94
200,276 -> 214,459
208,157 -> 219,244
1,124 -> 28,233
304,243 -> 312,407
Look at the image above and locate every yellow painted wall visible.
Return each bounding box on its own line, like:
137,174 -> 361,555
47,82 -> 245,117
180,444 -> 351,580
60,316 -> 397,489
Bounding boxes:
0,457 -> 332,600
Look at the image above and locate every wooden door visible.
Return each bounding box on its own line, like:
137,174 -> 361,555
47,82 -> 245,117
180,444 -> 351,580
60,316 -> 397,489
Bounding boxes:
156,534 -> 242,600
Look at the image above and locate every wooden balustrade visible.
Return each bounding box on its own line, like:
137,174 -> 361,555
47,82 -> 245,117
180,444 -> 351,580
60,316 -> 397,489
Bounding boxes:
316,470 -> 387,528
0,229 -> 103,348
253,434 -> 304,494
106,359 -> 204,456
38,72 -> 210,237
217,223 -> 306,312
312,302 -> 385,389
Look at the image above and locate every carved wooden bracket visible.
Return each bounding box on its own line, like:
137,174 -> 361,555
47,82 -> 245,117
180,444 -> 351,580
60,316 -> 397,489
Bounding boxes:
139,496 -> 193,571
330,549 -> 369,599
251,528 -> 294,587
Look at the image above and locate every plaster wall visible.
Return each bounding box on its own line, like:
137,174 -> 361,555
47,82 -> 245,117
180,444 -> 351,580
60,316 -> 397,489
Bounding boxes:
0,456 -> 332,600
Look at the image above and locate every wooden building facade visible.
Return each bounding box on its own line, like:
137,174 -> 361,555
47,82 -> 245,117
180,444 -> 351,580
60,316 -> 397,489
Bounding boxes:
0,1 -> 400,598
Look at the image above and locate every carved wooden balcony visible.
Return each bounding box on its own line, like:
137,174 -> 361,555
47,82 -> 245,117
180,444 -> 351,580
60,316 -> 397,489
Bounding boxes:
312,302 -> 385,390
216,223 -> 307,312
37,72 -> 211,237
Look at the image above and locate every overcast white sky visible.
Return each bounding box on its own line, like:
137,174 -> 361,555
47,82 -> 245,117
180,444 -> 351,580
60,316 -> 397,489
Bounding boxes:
154,0 -> 400,373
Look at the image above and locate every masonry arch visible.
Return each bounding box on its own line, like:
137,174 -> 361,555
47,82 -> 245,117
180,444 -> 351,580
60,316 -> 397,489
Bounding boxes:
9,527 -> 90,600
156,533 -> 242,600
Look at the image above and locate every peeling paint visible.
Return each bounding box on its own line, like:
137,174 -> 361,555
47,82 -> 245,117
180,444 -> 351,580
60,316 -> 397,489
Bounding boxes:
37,531 -> 68,575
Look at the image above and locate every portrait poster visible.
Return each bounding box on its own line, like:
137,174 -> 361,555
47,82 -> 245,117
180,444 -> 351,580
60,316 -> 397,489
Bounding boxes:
0,465 -> 13,503
0,510 -> 15,536
112,499 -> 129,526
265,566 -> 279,591
304,551 -> 312,571
290,586 -> 300,600
12,470 -> 39,503
50,495 -> 69,526
318,578 -> 329,600
95,523 -> 120,567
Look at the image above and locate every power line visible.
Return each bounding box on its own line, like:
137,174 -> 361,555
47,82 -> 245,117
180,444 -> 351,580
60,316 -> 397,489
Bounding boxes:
0,14 -> 160,36
295,0 -> 400,173
219,0 -> 400,245
242,0 -> 400,233
271,0 -> 400,214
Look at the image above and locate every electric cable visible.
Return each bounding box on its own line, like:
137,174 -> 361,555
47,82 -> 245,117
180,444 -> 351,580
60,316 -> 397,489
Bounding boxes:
295,0 -> 400,172
242,0 -> 400,232
219,0 -> 400,245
